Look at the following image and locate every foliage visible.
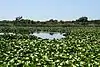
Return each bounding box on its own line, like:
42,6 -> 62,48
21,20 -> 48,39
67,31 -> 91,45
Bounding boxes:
0,16 -> 100,27
16,16 -> 23,21
76,16 -> 88,22
0,27 -> 100,67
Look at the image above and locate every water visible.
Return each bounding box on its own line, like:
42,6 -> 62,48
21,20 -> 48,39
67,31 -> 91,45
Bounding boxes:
0,32 -> 66,39
30,32 -> 65,39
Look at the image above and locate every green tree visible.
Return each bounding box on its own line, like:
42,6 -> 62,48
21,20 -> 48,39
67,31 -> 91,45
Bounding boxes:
16,16 -> 23,21
76,16 -> 88,22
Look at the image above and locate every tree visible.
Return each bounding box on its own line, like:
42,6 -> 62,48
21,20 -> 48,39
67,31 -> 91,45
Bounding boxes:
76,16 -> 88,22
59,20 -> 64,24
16,16 -> 23,21
49,19 -> 54,22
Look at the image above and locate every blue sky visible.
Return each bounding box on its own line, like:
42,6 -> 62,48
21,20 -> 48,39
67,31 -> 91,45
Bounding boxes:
0,0 -> 100,21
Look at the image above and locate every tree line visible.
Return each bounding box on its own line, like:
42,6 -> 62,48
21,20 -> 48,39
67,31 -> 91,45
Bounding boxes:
0,16 -> 100,27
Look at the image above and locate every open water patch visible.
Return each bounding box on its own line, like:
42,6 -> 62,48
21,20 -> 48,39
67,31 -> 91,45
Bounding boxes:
30,32 -> 65,39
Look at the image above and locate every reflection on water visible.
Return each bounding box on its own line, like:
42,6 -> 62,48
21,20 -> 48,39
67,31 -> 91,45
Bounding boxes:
30,32 -> 65,39
0,32 -> 66,39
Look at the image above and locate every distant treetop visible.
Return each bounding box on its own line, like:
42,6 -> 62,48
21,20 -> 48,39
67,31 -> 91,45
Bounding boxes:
76,16 -> 88,22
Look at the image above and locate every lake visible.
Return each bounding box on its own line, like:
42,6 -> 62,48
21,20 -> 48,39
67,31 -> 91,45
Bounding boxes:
30,32 -> 65,39
0,32 -> 66,39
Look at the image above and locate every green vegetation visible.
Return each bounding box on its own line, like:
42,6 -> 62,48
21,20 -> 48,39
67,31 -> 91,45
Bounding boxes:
0,16 -> 100,66
0,16 -> 100,27
0,27 -> 100,67
0,27 -> 70,34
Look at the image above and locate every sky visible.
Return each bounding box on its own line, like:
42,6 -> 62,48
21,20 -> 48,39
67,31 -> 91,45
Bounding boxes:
0,0 -> 100,21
